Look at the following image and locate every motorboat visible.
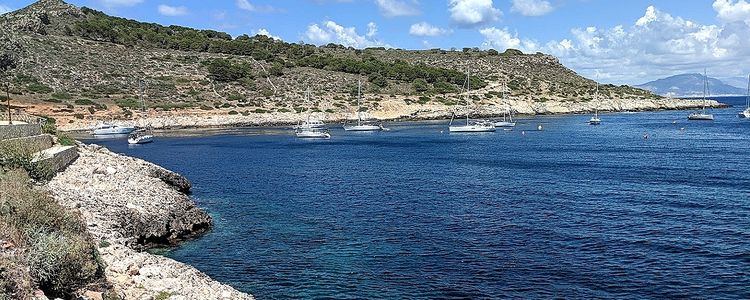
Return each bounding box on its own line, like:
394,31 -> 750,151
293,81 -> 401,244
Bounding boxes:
92,122 -> 136,135
127,128 -> 154,144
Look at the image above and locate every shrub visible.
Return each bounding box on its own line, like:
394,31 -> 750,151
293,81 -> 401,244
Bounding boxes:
56,133 -> 76,146
73,114 -> 84,119
115,98 -> 140,109
0,170 -> 105,298
26,83 -> 53,94
228,110 -> 239,115
253,108 -> 268,113
51,92 -> 73,100
74,99 -> 96,106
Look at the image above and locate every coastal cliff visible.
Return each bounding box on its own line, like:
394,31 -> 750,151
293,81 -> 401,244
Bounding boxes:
56,97 -> 725,131
47,144 -> 253,299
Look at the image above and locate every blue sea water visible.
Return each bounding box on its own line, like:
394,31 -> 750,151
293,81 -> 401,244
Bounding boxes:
84,98 -> 750,299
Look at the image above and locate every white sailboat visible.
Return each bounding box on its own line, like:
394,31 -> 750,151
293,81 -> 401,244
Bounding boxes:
494,81 -> 516,128
344,80 -> 386,131
128,127 -> 154,144
688,69 -> 714,121
589,81 -> 602,125
449,68 -> 496,133
739,74 -> 750,118
295,88 -> 331,139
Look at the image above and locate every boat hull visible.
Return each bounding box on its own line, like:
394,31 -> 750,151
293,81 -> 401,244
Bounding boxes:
343,125 -> 382,131
128,135 -> 154,144
296,132 -> 331,139
688,113 -> 714,121
449,125 -> 496,132
739,109 -> 750,118
589,118 -> 601,125
494,121 -> 516,128
93,126 -> 136,135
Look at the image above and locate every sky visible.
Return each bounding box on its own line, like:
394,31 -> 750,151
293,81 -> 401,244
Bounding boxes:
1,0 -> 750,86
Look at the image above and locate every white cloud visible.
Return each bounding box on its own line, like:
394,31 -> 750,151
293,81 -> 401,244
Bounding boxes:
256,29 -> 281,40
510,0 -> 553,17
0,4 -> 12,14
366,22 -> 378,38
479,27 -> 537,52
304,21 -> 388,48
236,0 -> 277,12
97,0 -> 143,7
409,22 -> 452,37
374,0 -> 420,17
449,0 -> 501,27
713,0 -> 750,25
157,4 -> 189,17
530,4 -> 750,84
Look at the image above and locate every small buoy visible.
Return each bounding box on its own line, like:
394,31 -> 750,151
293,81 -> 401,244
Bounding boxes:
680,127 -> 685,131
440,130 -> 444,134
672,120 -> 677,124
521,131 -> 525,135
537,124 -> 543,131
643,133 -> 649,139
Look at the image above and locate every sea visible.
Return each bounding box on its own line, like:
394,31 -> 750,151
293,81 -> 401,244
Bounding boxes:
83,96 -> 750,299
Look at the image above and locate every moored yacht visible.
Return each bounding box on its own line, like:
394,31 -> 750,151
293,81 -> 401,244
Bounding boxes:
92,122 -> 136,135
295,88 -> 331,139
589,79 -> 602,125
739,74 -> 750,118
127,127 -> 154,144
449,68 -> 496,133
688,69 -> 714,121
343,80 -> 387,131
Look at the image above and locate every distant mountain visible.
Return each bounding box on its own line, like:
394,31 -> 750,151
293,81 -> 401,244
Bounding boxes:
636,74 -> 746,97
718,76 -> 749,92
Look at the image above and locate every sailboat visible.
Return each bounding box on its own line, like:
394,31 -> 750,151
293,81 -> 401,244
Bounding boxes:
589,81 -> 602,125
688,69 -> 714,121
128,127 -> 154,144
295,88 -> 331,139
449,68 -> 496,133
343,80 -> 386,131
494,81 -> 516,128
738,74 -> 750,118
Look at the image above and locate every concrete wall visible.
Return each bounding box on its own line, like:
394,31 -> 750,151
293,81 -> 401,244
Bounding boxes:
0,124 -> 42,140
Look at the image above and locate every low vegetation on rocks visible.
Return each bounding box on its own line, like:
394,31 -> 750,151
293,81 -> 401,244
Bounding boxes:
0,169 -> 106,299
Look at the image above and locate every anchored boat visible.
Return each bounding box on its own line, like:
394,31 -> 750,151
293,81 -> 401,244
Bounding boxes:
449,68 -> 496,133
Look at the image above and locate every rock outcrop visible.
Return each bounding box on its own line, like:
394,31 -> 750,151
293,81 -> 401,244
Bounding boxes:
47,144 -> 252,299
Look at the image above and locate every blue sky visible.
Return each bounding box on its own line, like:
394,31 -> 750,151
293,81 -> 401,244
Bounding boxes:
2,0 -> 750,85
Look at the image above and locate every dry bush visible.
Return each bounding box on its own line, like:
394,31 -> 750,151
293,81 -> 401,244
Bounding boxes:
0,169 -> 105,298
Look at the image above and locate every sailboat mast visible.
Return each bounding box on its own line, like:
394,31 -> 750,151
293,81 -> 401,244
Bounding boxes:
139,79 -> 146,112
746,74 -> 749,109
703,69 -> 708,112
357,80 -> 362,126
466,68 -> 470,125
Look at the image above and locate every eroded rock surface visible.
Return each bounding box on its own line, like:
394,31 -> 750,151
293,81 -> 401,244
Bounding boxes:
48,144 -> 253,299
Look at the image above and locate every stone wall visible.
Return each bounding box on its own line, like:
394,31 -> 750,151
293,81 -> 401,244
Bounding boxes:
0,134 -> 53,154
0,124 -> 42,140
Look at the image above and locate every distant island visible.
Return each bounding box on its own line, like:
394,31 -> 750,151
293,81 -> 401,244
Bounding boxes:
636,73 -> 746,97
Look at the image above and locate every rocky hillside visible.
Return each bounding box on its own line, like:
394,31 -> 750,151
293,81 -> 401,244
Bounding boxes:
0,0 -> 699,130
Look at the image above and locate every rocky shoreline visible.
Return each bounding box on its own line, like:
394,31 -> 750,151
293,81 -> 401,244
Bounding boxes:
47,144 -> 253,299
56,97 -> 727,132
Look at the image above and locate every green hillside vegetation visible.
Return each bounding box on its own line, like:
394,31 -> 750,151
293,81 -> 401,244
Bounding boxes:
69,7 -> 485,90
